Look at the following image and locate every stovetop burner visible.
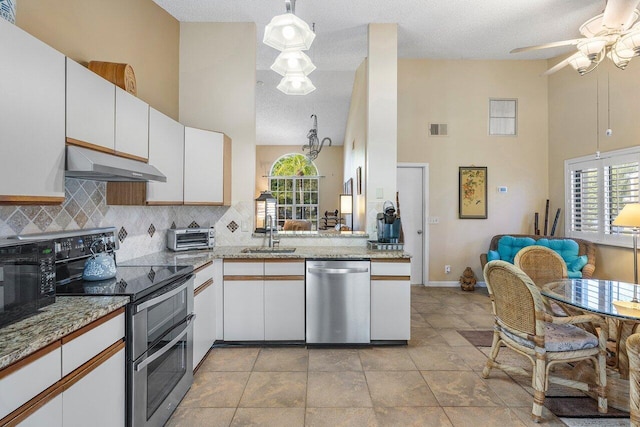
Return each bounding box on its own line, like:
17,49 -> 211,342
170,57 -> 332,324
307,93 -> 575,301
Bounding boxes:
56,264 -> 193,301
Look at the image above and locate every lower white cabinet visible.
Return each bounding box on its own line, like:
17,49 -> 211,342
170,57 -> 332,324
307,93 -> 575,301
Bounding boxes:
370,260 -> 411,341
194,281 -> 216,368
19,394 -> 63,427
62,346 -> 125,427
224,280 -> 265,341
264,280 -> 305,341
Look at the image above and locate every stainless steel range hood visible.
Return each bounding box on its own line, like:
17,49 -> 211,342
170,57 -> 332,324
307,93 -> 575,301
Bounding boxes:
65,146 -> 166,182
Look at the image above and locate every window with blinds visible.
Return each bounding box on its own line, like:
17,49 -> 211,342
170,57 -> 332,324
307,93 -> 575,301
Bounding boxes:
565,147 -> 640,246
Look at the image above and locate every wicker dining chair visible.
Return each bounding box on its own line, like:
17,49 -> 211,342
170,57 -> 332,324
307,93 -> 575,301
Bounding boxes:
628,333 -> 640,427
482,261 -> 608,422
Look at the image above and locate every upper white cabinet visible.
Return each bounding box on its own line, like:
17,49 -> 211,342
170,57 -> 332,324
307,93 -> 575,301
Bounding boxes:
115,87 -> 149,161
147,108 -> 185,204
0,18 -> 65,204
184,127 -> 232,206
66,58 -> 116,152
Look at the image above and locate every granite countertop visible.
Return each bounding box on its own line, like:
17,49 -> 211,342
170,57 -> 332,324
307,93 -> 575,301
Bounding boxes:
0,296 -> 129,370
122,246 -> 410,268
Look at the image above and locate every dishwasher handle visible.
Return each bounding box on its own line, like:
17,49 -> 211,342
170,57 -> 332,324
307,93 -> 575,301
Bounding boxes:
307,267 -> 369,274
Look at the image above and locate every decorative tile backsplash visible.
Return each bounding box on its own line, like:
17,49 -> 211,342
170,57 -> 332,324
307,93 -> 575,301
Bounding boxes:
0,178 -> 230,262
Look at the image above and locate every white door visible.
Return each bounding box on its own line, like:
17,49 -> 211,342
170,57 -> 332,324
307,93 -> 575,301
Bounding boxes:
397,165 -> 428,285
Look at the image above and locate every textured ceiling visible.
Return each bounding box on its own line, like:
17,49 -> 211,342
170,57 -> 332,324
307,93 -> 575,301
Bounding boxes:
153,0 -> 606,145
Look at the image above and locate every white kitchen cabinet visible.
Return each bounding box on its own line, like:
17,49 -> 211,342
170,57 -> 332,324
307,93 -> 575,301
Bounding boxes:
18,394 -> 63,427
224,280 -> 265,341
213,259 -> 224,341
370,260 -> 411,341
147,108 -> 184,204
115,87 -> 149,161
264,279 -> 305,340
0,18 -> 65,204
193,262 -> 216,369
184,127 -> 232,206
66,58 -> 115,152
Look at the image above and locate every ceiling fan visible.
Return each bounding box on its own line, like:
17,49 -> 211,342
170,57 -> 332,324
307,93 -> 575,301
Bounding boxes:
511,0 -> 640,75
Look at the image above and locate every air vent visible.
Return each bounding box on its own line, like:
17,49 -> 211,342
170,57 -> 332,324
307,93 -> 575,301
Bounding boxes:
429,123 -> 448,136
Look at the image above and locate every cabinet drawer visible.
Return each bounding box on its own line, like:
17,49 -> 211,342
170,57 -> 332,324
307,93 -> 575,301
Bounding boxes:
371,261 -> 411,277
0,344 -> 61,420
194,261 -> 215,290
224,261 -> 263,276
264,261 -> 305,276
62,311 -> 125,377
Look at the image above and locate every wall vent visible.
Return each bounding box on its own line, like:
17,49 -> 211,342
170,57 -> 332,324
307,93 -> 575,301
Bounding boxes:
429,123 -> 448,136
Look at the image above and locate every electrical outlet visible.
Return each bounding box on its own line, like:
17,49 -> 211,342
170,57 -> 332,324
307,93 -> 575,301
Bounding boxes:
445,265 -> 451,274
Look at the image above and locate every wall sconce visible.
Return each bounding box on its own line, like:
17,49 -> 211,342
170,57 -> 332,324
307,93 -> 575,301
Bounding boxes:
255,191 -> 277,233
340,194 -> 353,231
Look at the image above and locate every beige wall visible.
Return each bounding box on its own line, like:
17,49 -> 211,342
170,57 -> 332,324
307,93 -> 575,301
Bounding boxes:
179,23 -> 257,205
398,59 -> 550,282
548,60 -> 640,282
255,146 -> 345,221
343,61 -> 368,231
16,0 -> 179,120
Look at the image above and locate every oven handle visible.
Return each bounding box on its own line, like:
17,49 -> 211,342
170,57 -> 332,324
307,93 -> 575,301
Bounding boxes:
135,313 -> 196,372
134,274 -> 194,313
307,267 -> 369,274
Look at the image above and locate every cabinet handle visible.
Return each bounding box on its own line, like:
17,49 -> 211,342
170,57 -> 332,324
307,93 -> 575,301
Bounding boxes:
307,267 -> 369,274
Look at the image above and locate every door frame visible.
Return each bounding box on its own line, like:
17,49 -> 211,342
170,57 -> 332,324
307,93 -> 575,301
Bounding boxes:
397,163 -> 429,286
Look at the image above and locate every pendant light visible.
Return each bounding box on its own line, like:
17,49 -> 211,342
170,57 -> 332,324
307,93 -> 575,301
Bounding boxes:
271,49 -> 316,76
277,71 -> 316,95
263,0 -> 315,51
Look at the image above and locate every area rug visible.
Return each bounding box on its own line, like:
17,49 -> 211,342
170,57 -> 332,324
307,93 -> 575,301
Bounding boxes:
457,329 -> 494,347
544,396 -> 629,419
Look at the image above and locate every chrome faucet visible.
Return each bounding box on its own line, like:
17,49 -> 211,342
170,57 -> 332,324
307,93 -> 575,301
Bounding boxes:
267,215 -> 280,248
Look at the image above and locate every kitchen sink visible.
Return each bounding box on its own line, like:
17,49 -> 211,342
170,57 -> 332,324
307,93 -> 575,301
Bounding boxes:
241,247 -> 296,254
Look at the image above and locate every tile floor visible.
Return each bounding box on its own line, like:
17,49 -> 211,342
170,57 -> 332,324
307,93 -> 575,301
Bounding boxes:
167,286 -> 628,427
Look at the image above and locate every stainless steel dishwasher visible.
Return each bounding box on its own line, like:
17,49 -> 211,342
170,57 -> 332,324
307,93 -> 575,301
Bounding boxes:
306,259 -> 371,344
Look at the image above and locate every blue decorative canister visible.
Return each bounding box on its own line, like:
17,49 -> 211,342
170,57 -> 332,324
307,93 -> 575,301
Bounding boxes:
0,0 -> 15,24
0,0 -> 16,24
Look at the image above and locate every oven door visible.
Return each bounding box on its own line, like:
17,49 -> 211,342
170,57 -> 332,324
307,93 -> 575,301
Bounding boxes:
130,274 -> 194,427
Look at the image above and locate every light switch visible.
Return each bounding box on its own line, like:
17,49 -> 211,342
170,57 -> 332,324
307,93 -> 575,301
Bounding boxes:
497,186 -> 508,193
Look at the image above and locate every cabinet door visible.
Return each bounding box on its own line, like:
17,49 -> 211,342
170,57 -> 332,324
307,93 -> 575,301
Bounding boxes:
223,280 -> 264,341
371,280 -> 411,340
0,18 -> 65,202
194,282 -> 216,368
62,346 -> 125,427
264,280 -> 305,341
115,87 -> 149,161
184,128 -> 225,205
66,58 -> 115,151
18,394 -> 63,427
147,108 -> 184,204
213,259 -> 224,341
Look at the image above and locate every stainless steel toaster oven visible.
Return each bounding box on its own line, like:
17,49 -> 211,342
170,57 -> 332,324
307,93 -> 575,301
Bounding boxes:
166,228 -> 215,251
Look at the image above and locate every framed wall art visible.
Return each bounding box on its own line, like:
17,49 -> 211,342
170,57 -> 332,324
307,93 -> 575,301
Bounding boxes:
344,178 -> 353,195
459,166 -> 487,219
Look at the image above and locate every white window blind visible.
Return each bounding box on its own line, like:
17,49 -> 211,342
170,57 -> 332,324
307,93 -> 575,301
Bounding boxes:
565,147 -> 640,246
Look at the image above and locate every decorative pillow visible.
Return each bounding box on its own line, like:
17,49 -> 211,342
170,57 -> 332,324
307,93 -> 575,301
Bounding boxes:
497,236 -> 536,264
567,254 -> 588,275
487,250 -> 500,262
535,238 -> 581,265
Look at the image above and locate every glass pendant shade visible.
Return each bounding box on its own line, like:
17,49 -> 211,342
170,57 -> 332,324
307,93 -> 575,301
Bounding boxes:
568,53 -> 593,75
271,49 -> 316,76
263,13 -> 316,51
577,37 -> 607,60
277,72 -> 316,95
619,30 -> 640,54
255,191 -> 277,232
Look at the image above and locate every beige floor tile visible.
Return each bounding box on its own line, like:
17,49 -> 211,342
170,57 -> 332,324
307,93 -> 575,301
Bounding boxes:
459,313 -> 496,329
422,313 -> 473,329
239,371 -> 307,408
358,347 -> 417,371
307,371 -> 373,408
200,347 -> 260,371
308,349 -> 363,371
305,408 -> 377,427
180,371 -> 250,408
365,370 -> 439,407
422,371 -> 504,407
231,408 -> 305,427
412,301 -> 452,315
482,372 -> 534,407
457,345 -> 493,372
511,406 -> 566,426
443,407 -> 528,427
166,407 -> 235,427
408,346 -> 471,371
437,328 -> 477,347
373,407 -> 453,427
253,347 -> 309,372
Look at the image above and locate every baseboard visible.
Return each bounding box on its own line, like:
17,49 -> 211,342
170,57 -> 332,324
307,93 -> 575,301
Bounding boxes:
416,281 -> 487,287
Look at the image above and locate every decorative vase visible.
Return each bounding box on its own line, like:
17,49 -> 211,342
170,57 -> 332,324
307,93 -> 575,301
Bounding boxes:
0,0 -> 16,24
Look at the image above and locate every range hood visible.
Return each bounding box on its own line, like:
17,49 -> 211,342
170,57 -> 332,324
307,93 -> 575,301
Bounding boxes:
65,146 -> 166,182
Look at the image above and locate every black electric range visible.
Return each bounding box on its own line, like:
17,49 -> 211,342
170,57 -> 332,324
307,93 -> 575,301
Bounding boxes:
55,264 -> 194,301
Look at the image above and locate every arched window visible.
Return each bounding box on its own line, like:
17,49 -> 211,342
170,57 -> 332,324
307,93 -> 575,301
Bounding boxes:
269,154 -> 319,230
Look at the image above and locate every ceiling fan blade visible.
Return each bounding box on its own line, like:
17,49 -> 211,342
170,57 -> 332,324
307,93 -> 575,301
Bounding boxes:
542,52 -> 582,76
510,39 -> 583,54
602,0 -> 640,30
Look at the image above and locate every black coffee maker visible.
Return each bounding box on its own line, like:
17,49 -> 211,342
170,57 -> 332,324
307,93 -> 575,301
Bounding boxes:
377,201 -> 402,243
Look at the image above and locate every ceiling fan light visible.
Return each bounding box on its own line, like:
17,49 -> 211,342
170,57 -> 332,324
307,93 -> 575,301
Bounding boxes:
270,49 -> 316,76
619,30 -> 640,54
577,38 -> 607,61
568,53 -> 594,75
277,72 -> 316,95
263,13 -> 316,51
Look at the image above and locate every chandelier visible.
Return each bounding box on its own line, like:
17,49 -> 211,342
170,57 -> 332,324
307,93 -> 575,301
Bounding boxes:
303,115 -> 331,161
